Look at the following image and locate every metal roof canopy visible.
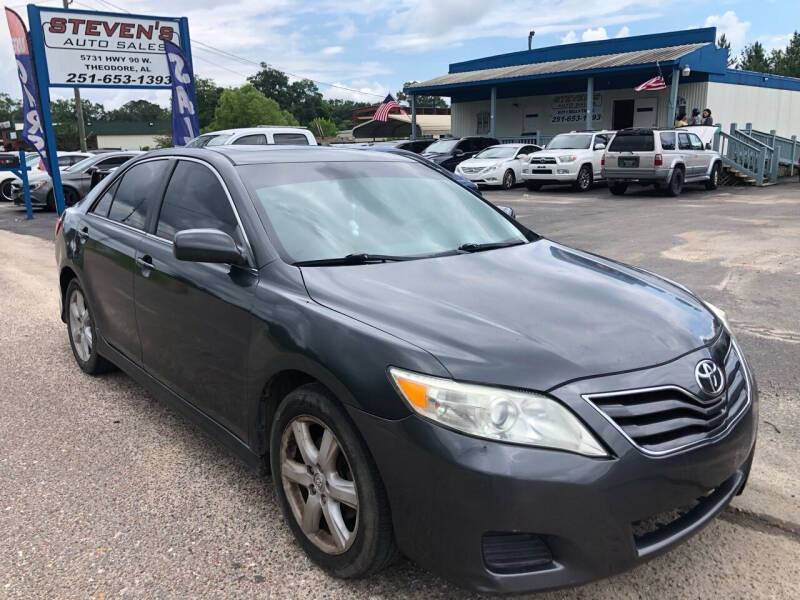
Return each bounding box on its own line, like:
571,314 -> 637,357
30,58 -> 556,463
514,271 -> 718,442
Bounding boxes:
352,114 -> 451,139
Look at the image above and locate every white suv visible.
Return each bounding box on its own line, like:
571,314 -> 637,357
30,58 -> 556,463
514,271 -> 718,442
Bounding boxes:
521,130 -> 615,192
186,126 -> 317,148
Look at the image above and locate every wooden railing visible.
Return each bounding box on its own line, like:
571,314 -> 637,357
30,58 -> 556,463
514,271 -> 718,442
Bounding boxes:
743,123 -> 799,175
714,129 -> 767,184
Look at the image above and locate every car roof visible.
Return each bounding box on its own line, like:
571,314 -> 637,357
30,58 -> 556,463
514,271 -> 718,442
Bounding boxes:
197,127 -> 312,136
143,145 -> 417,166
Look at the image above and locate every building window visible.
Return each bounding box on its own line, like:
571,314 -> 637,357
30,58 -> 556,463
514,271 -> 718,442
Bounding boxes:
476,111 -> 490,135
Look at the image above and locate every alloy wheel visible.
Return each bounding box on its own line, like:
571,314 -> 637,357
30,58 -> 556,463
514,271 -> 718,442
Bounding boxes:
578,167 -> 591,190
0,180 -> 11,202
68,288 -> 93,362
502,170 -> 514,190
280,416 -> 359,555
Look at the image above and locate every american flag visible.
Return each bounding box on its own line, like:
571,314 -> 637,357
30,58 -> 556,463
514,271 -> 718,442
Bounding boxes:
373,94 -> 402,121
634,75 -> 667,91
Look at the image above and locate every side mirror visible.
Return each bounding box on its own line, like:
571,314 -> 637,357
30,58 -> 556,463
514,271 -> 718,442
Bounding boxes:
454,149 -> 464,156
174,228 -> 247,265
497,205 -> 515,219
705,142 -> 712,150
594,143 -> 606,150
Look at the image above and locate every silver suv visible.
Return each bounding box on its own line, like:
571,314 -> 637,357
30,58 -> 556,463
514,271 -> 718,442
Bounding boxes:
601,128 -> 722,196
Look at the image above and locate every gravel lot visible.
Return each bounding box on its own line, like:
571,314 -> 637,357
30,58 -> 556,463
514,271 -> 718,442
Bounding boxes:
1,180 -> 799,599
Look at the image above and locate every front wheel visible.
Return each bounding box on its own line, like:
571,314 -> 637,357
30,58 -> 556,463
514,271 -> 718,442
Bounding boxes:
0,179 -> 12,202
63,187 -> 80,207
573,165 -> 593,192
501,169 -> 515,190
270,384 -> 398,578
705,163 -> 720,190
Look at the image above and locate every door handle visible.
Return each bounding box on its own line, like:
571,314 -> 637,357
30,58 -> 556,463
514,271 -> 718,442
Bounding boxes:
136,255 -> 153,270
77,226 -> 89,239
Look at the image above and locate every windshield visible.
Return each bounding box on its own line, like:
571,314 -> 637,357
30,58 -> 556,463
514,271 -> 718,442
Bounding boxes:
239,161 -> 527,264
475,147 -> 517,159
546,134 -> 592,150
25,155 -> 39,166
66,156 -> 99,172
185,134 -> 232,148
424,139 -> 459,153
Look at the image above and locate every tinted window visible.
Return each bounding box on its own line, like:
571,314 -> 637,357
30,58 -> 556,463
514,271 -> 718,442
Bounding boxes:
689,134 -> 704,150
457,140 -> 472,152
608,134 -> 654,152
594,135 -> 609,148
97,155 -> 133,169
91,179 -> 119,217
520,145 -> 538,155
107,160 -> 168,230
678,133 -> 692,150
58,155 -> 76,167
156,161 -> 240,242
660,132 -> 676,150
273,133 -> 310,145
233,134 -> 268,145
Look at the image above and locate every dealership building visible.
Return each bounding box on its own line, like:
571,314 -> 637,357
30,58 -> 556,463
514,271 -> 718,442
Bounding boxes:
405,28 -> 800,143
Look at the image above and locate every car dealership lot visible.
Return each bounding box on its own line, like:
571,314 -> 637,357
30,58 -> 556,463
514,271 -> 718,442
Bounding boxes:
1,182 -> 799,598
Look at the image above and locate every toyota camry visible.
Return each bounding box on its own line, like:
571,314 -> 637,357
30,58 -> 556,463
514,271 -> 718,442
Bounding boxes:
55,146 -> 756,593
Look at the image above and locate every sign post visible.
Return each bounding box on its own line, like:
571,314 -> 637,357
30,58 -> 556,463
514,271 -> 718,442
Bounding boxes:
18,5 -> 192,213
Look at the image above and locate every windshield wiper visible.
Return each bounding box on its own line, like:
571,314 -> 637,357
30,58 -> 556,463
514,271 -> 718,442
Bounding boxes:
293,253 -> 414,267
458,240 -> 527,253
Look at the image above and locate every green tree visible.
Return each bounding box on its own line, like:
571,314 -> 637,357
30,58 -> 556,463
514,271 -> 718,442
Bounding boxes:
738,41 -> 772,73
396,81 -> 447,108
717,34 -> 737,67
0,93 -> 23,123
248,65 -> 293,109
772,31 -> 800,77
53,122 -> 79,150
194,76 -> 224,130
106,99 -> 170,122
310,117 -> 338,137
153,134 -> 173,149
209,84 -> 297,130
49,98 -> 106,125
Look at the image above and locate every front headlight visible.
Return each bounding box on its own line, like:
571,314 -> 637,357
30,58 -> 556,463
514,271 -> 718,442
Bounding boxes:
389,367 -> 608,456
30,181 -> 48,190
558,154 -> 577,163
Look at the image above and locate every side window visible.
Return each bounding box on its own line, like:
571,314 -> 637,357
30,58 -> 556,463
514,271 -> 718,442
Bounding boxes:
457,140 -> 472,153
233,134 -> 268,145
97,156 -> 132,169
660,132 -> 676,150
156,161 -> 241,242
594,135 -> 608,148
519,145 -> 536,156
91,179 -> 119,217
273,133 -> 310,145
678,133 -> 692,150
689,134 -> 704,150
107,160 -> 168,230
58,156 -> 73,167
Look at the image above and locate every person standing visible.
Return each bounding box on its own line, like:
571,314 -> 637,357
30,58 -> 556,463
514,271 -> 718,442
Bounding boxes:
689,108 -> 701,125
675,113 -> 688,127
702,108 -> 714,126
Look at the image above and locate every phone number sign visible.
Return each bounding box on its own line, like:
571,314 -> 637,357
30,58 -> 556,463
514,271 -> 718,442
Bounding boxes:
38,10 -> 182,88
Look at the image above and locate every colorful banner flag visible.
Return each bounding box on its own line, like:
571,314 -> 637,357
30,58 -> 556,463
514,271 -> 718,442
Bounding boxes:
4,8 -> 50,174
164,39 -> 199,146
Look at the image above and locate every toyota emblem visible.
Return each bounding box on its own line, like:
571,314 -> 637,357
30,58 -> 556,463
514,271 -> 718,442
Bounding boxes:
695,359 -> 725,395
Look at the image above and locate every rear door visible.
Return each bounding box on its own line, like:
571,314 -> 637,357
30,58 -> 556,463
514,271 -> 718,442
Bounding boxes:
134,159 -> 257,439
81,159 -> 170,363
591,133 -> 610,176
688,133 -> 710,177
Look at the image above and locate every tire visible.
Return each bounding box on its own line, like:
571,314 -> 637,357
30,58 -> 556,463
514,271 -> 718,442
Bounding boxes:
705,163 -> 720,190
501,169 -> 515,190
609,183 -> 628,196
665,167 -> 684,197
0,179 -> 12,202
270,383 -> 398,578
46,191 -> 56,212
65,280 -> 115,375
525,181 -> 542,191
63,187 -> 80,207
573,165 -> 593,192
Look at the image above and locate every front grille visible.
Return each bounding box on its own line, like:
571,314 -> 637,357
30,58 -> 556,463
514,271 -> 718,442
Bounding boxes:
482,532 -> 553,574
585,336 -> 750,455
461,167 -> 484,174
530,157 -> 557,164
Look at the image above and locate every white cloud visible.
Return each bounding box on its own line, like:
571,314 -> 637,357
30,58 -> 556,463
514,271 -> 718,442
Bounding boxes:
321,46 -> 344,55
704,11 -> 750,51
616,26 -> 630,38
325,80 -> 390,102
582,27 -> 608,42
337,18 -> 357,41
561,31 -> 578,44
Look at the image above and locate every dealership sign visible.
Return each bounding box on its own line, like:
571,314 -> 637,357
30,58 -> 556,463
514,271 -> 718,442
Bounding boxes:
37,9 -> 183,88
550,93 -> 603,124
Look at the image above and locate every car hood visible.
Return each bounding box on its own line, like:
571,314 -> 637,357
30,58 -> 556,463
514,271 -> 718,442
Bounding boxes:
458,159 -> 506,169
421,152 -> 451,162
301,239 -> 719,391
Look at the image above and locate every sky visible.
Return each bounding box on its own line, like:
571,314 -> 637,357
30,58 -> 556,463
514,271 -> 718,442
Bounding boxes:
1,0 -> 799,110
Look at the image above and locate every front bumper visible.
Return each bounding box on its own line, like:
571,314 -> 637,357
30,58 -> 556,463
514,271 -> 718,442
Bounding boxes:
11,181 -> 51,207
521,165 -> 577,182
457,169 -> 503,185
349,343 -> 757,593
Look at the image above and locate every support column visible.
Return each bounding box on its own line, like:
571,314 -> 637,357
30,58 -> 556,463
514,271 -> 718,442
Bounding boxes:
668,67 -> 680,127
585,77 -> 594,131
489,86 -> 497,139
410,94 -> 417,140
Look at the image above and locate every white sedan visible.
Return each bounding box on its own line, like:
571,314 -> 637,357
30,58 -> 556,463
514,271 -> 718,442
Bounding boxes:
455,143 -> 541,189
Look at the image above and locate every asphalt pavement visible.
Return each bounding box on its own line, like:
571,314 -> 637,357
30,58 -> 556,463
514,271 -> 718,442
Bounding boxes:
1,179 -> 799,599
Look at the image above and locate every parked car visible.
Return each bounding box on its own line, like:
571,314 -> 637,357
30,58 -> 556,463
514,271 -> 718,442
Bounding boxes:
55,146 -> 755,594
355,145 -> 482,194
12,151 -> 139,210
421,135 -> 499,171
602,128 -> 723,196
521,130 -> 615,192
3,151 -> 90,202
455,143 -> 541,189
1,152 -> 37,202
359,139 -> 436,154
186,126 -> 318,147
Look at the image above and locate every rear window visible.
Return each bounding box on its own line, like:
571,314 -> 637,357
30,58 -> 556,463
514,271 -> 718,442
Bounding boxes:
273,133 -> 310,145
609,134 -> 655,152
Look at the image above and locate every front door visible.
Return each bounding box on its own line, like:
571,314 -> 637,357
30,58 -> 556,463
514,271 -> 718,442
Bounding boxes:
80,159 -> 170,363
134,159 -> 257,439
612,99 -> 634,130
633,98 -> 658,128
